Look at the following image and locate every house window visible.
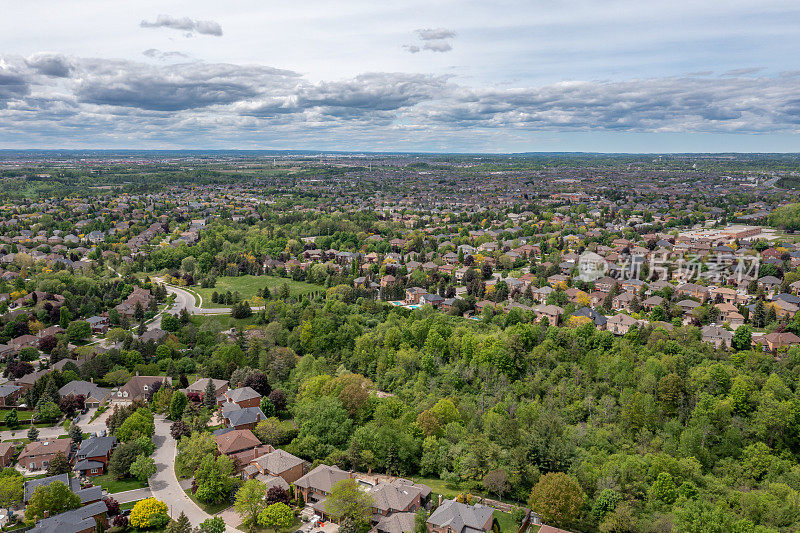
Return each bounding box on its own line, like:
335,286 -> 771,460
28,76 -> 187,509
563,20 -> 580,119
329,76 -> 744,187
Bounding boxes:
91,468 -> 99,474
42,461 -> 48,467
143,385 -> 149,391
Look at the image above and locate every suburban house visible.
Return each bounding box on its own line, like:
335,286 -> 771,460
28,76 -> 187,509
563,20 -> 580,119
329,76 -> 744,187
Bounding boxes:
73,436 -> 117,477
533,304 -> 563,325
365,479 -> 431,521
607,314 -> 639,335
370,513 -> 416,533
59,381 -> 111,408
113,375 -> 170,402
701,325 -> 734,349
28,500 -> 108,533
757,332 -> 800,353
221,386 -> 262,408
23,474 -> 102,505
215,428 -> 263,456
0,383 -> 22,407
294,464 -> 352,504
0,442 -> 14,467
676,283 -> 709,302
426,500 -> 493,533
19,439 -> 72,471
245,448 -> 305,484
221,405 -> 266,430
14,369 -> 49,392
185,377 -> 229,400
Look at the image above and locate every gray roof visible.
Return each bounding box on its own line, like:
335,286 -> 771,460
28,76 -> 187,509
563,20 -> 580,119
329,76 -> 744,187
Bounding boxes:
0,383 -> 21,397
74,459 -> 105,471
295,464 -> 350,492
59,380 -> 111,402
24,474 -> 74,502
252,449 -> 304,475
226,386 -> 261,403
29,500 -> 108,533
77,436 -> 116,460
427,500 -> 493,533
372,512 -> 417,533
224,406 -> 265,427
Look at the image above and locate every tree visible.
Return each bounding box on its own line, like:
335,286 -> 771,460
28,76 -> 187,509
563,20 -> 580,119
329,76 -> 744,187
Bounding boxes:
109,441 -> 143,479
243,371 -> 271,396
414,509 -> 429,533
483,469 -> 509,499
170,420 -> 191,440
649,472 -> 677,504
528,472 -> 585,529
4,409 -> 18,429
69,422 -> 84,446
130,454 -> 157,482
176,432 -> 218,476
199,517 -> 226,533
170,390 -> 189,420
267,389 -> 286,412
26,481 -> 81,520
234,479 -> 268,531
194,453 -> 236,504
103,496 -> 121,516
59,306 -> 72,329
266,486 -> 289,505
257,502 -> 294,533
67,320 -> 92,341
203,379 -> 217,408
46,451 -> 72,476
324,479 -> 373,526
732,325 -> 752,351
161,314 -> 180,332
130,497 -> 169,529
27,426 -> 39,441
0,472 -> 23,508
116,408 -> 155,442
167,512 -> 193,533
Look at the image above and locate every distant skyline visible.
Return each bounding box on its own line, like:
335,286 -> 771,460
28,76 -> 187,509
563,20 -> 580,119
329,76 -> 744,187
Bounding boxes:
2,0 -> 800,152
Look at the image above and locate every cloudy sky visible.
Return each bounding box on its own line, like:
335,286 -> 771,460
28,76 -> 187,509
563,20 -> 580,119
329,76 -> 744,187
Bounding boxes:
2,0 -> 800,152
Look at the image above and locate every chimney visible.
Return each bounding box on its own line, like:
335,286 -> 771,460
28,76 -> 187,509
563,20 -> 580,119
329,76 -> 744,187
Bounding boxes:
438,494 -> 442,506
90,377 -> 93,383
238,382 -> 242,388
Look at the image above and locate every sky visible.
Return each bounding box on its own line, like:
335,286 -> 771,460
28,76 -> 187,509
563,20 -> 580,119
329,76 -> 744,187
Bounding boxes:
1,0 -> 800,152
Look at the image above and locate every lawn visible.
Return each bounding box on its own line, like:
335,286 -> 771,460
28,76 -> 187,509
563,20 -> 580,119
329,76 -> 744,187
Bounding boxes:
193,275 -> 324,308
495,511 -> 521,533
186,490 -> 231,514
92,473 -> 148,493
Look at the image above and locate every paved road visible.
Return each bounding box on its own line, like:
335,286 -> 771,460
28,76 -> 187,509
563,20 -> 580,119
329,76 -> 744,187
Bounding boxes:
113,487 -> 153,504
0,407 -> 110,442
159,283 -> 264,317
149,416 -> 238,533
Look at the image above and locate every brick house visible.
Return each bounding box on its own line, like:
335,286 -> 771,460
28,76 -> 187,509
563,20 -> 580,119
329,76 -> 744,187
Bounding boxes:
73,436 -> 117,476
427,500 -> 493,533
19,439 -> 72,471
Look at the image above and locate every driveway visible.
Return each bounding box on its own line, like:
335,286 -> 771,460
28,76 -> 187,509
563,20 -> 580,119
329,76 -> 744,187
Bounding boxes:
149,416 -> 239,533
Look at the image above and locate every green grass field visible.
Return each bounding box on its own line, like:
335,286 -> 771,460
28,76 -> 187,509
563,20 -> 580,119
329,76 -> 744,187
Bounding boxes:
92,473 -> 148,493
193,275 -> 324,308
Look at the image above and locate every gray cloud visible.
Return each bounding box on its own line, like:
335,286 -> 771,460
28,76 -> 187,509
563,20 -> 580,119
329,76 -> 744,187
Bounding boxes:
415,28 -> 456,41
3,53 -> 800,146
403,45 -> 421,54
140,15 -> 223,36
25,53 -> 73,77
722,67 -> 764,76
142,49 -> 190,61
423,41 -> 452,53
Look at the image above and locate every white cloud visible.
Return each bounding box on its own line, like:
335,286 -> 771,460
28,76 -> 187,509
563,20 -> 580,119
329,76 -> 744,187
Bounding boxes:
140,15 -> 223,37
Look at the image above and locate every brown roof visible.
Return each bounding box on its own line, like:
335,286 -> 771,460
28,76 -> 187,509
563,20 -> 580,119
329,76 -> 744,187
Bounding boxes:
215,429 -> 262,455
19,438 -> 71,459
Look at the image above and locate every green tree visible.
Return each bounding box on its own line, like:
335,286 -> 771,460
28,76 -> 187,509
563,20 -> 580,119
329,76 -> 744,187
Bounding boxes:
257,502 -> 294,533
203,379 -> 217,408
25,481 -> 81,520
4,409 -> 18,429
528,472 -> 585,528
161,314 -> 181,332
46,451 -> 72,476
176,432 -> 218,476
199,517 -> 226,533
67,320 -> 92,341
130,454 -> 157,482
649,472 -> 677,504
234,479 -> 268,531
109,441 -> 143,479
27,426 -> 38,441
116,408 -> 155,442
323,479 -> 373,526
0,471 -> 23,508
59,306 -> 72,329
732,325 -> 752,351
170,390 -> 189,420
167,512 -> 193,533
194,453 -> 236,504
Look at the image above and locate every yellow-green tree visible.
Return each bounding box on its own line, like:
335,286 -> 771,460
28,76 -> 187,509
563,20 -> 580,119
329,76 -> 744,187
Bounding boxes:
130,497 -> 169,529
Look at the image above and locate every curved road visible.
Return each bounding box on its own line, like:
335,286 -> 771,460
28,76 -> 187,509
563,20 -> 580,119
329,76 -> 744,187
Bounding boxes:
158,283 -> 265,319
150,416 -> 240,533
